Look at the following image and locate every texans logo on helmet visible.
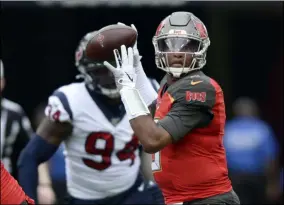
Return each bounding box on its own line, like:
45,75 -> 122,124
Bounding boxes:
76,49 -> 83,62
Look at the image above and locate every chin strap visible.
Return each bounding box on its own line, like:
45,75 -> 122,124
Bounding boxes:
120,87 -> 150,120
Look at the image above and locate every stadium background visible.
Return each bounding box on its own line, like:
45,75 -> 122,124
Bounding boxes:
1,1 -> 283,204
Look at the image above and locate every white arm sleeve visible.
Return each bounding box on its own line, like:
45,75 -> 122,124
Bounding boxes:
148,78 -> 160,92
135,62 -> 158,106
45,95 -> 71,122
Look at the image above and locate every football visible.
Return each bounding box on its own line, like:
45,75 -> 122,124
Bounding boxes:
85,24 -> 137,62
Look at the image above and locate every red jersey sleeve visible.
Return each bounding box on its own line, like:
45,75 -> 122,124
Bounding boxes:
1,162 -> 35,205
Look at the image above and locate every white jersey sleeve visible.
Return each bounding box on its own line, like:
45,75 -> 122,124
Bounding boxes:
45,90 -> 72,122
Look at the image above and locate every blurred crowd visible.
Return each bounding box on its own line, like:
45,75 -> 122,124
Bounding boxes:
224,97 -> 282,204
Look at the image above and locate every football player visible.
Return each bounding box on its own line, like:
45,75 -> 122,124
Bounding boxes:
17,27 -> 163,204
104,12 -> 241,205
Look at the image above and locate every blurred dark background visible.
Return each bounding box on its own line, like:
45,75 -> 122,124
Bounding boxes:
1,2 -> 282,137
1,1 -> 283,204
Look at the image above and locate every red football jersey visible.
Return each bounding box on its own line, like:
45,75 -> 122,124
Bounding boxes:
1,161 -> 35,205
152,72 -> 232,204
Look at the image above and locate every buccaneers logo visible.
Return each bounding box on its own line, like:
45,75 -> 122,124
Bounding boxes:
192,17 -> 208,39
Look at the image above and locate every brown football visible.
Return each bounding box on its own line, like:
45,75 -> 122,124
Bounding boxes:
85,24 -> 137,62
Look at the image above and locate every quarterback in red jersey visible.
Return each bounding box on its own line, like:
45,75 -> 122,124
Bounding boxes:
104,12 -> 240,204
1,161 -> 34,205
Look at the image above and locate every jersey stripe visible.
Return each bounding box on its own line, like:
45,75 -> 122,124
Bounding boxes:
52,90 -> 73,120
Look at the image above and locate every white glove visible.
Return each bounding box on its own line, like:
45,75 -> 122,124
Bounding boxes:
117,22 -> 157,106
103,45 -> 136,91
103,45 -> 150,120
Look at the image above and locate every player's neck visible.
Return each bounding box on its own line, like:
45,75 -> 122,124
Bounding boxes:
166,70 -> 202,85
97,93 -> 122,105
105,97 -> 122,105
166,74 -> 179,85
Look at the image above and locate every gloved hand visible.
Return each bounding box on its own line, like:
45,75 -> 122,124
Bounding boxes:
104,45 -> 150,120
115,23 -> 158,107
103,45 -> 136,91
117,22 -> 142,68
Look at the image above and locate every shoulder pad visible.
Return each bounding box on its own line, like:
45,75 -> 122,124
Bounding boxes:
45,84 -> 76,122
168,74 -> 216,108
45,95 -> 71,122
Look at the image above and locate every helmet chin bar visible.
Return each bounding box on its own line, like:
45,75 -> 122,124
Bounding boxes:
157,52 -> 199,78
76,66 -> 120,99
97,85 -> 120,99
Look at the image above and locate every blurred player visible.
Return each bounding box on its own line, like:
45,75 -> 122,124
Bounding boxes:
1,161 -> 35,204
104,12 -> 241,204
0,59 -> 33,178
17,27 -> 163,204
0,60 -> 55,204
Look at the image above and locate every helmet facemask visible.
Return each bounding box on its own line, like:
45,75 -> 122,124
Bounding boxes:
153,35 -> 210,78
77,59 -> 120,99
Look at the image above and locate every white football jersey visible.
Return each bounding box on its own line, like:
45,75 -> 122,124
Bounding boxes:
45,79 -> 159,200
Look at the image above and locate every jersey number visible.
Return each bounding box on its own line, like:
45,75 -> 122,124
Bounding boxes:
151,151 -> 161,172
83,132 -> 139,171
46,105 -> 61,121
